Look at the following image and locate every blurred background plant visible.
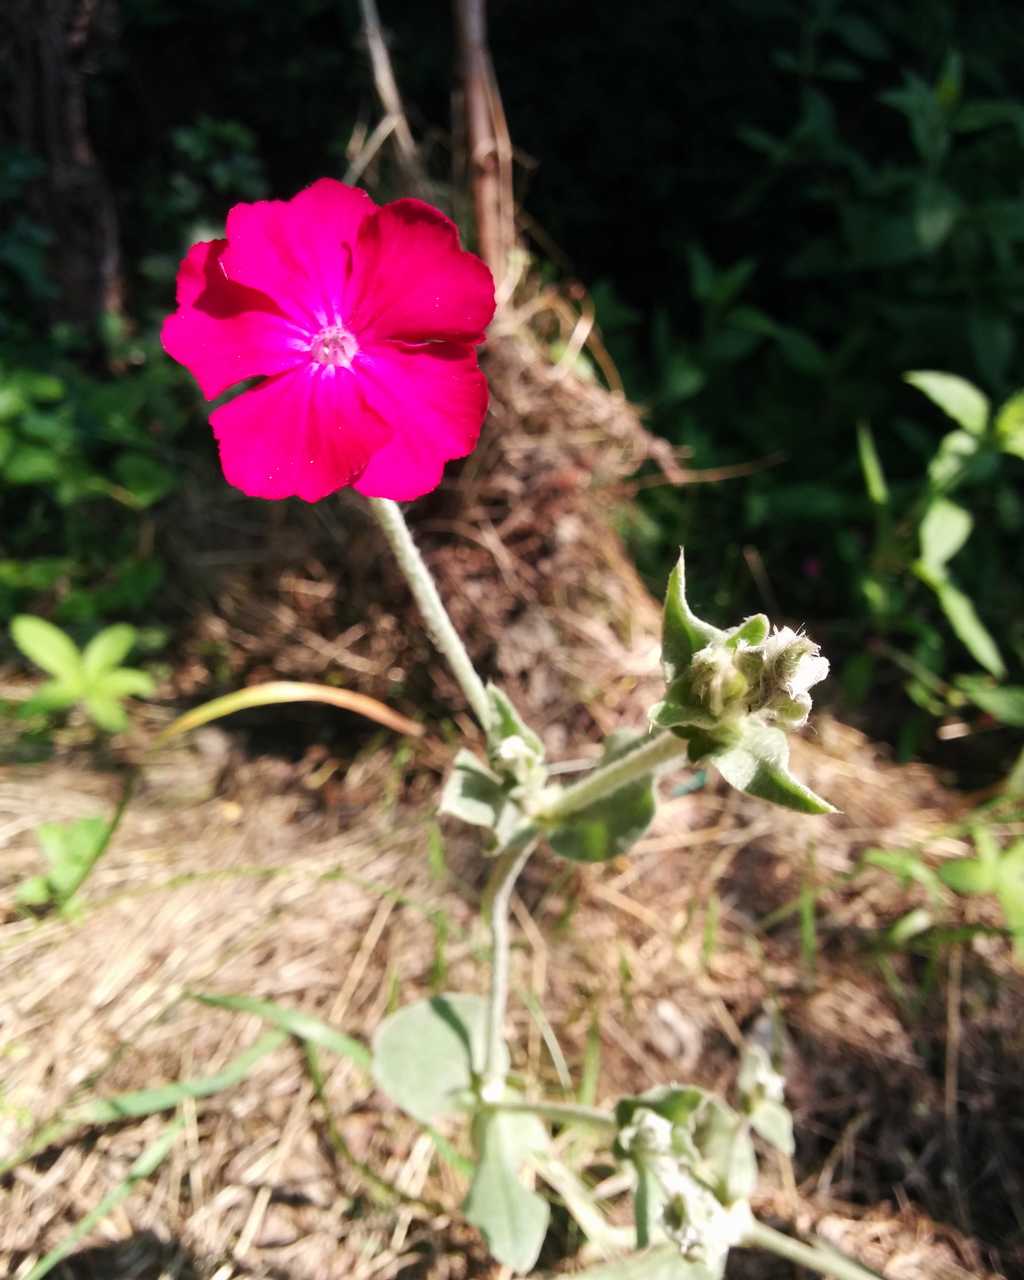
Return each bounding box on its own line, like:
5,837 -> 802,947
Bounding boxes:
2,0 -> 1022,782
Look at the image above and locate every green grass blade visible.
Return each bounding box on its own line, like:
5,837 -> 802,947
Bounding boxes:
23,1118 -> 183,1280
192,992 -> 371,1071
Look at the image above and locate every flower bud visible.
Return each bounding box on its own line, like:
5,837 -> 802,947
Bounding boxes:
688,644 -> 751,720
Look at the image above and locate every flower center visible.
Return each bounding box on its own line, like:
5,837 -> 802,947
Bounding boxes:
310,324 -> 358,369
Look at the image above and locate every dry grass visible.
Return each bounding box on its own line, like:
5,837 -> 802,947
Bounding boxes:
2,332 -> 1022,1278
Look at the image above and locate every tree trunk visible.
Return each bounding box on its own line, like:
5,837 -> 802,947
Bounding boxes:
1,0 -> 122,333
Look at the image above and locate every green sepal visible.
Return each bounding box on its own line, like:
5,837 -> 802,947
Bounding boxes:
662,552 -> 723,682
547,732 -> 656,863
725,614 -> 769,649
464,1104 -> 550,1273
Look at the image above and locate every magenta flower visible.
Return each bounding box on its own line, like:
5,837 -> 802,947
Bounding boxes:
162,179 -> 495,502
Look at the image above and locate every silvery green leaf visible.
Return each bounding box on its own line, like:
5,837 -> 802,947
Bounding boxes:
372,993 -> 503,1124
439,750 -> 510,829
726,614 -> 769,648
548,732 -> 656,863
662,552 -> 723,681
708,724 -> 836,815
692,1100 -> 757,1204
464,1106 -> 550,1273
749,1101 -> 794,1156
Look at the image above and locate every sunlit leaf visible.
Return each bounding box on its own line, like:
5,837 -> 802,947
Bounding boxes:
10,615 -> 82,682
904,371 -> 989,435
193,993 -> 371,1070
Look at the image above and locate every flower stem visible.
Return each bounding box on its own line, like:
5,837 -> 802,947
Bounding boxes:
533,730 -> 688,825
484,1097 -> 617,1133
367,497 -> 491,730
481,839 -> 536,1092
742,1218 -> 884,1280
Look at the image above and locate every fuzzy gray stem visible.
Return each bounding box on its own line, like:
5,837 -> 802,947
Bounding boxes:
534,730 -> 688,825
484,1098 -> 617,1132
743,1218 -> 884,1280
481,840 -> 535,1091
367,498 -> 491,730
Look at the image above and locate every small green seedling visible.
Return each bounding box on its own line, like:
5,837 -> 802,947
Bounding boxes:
10,615 -> 155,732
15,816 -> 113,914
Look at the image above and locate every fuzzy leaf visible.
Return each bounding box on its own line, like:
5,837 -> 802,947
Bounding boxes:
372,993 -> 503,1124
465,1107 -> 550,1273
748,1101 -> 794,1156
486,683 -> 545,759
662,551 -> 721,680
440,750 -> 515,830
548,732 -> 656,863
708,724 -> 836,815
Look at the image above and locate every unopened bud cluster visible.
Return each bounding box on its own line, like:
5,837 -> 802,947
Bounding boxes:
683,622 -> 828,732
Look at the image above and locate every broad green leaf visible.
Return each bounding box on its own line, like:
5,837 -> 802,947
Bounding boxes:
709,724 -> 836,815
662,551 -> 721,680
193,993 -> 371,1070
82,623 -> 137,677
921,573 -> 1005,677
465,1107 -> 550,1273
956,678 -> 1024,727
83,692 -> 129,733
615,1085 -> 709,1134
913,180 -> 959,251
547,732 -> 656,863
937,858 -> 995,896
551,1248 -> 718,1280
373,993 -> 502,1123
152,680 -> 422,744
10,615 -> 82,682
856,422 -> 888,506
904,371 -> 989,436
749,1100 -> 794,1156
918,498 -> 972,571
36,816 -> 111,902
995,842 -> 1024,932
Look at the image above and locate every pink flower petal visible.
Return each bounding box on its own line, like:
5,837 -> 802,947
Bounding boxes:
221,179 -> 377,327
210,364 -> 391,503
161,241 -> 309,400
346,200 -> 495,344
352,341 -> 488,500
